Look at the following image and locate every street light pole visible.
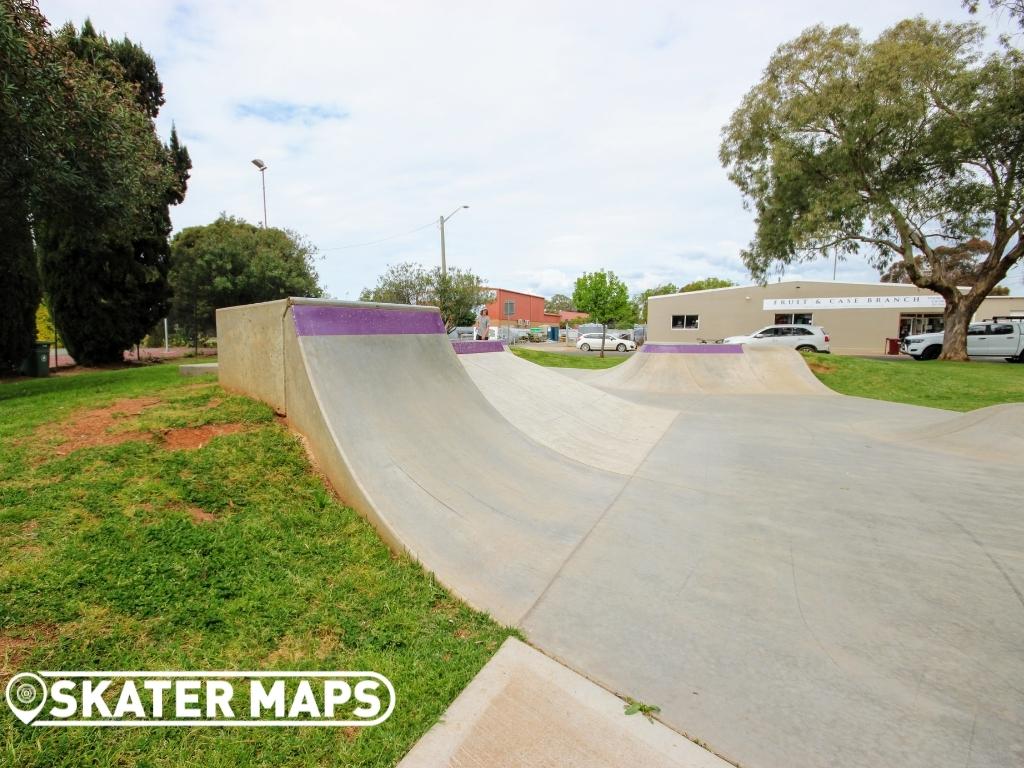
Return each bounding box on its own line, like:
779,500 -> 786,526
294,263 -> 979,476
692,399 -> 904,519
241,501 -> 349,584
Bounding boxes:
251,159 -> 268,227
439,205 -> 469,276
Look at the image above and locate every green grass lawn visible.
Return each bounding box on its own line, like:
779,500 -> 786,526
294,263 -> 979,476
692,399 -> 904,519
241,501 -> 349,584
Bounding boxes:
510,347 -> 627,369
0,364 -> 514,767
805,353 -> 1024,411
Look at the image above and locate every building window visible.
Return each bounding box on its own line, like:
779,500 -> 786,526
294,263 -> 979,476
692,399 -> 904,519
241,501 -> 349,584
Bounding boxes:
774,313 -> 813,325
899,313 -> 944,338
503,299 -> 515,318
671,314 -> 699,329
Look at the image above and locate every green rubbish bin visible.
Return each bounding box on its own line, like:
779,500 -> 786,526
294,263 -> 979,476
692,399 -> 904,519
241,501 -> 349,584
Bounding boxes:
19,342 -> 50,377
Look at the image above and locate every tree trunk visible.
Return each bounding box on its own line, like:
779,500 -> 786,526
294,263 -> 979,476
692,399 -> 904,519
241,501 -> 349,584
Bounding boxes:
600,323 -> 606,358
938,300 -> 979,362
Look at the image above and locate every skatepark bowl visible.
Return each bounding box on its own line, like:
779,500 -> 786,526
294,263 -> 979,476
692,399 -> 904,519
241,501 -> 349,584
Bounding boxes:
217,298 -> 1024,768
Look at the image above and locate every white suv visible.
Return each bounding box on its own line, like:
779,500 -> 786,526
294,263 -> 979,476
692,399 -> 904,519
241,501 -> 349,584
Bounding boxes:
723,325 -> 831,353
576,333 -> 636,352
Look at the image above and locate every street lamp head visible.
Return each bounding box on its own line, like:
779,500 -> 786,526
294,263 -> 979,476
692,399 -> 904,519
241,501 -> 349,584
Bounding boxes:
462,205 -> 469,209
251,158 -> 267,171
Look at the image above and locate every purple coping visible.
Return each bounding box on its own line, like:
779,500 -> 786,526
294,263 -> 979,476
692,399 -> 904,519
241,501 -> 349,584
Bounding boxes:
642,344 -> 744,354
292,304 -> 445,336
452,340 -> 507,354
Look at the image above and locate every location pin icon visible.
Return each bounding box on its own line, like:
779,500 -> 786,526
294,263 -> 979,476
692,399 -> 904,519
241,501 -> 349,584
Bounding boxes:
5,673 -> 48,725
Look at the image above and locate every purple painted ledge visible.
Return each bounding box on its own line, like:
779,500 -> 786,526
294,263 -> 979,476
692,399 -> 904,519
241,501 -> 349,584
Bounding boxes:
292,304 -> 444,336
642,344 -> 744,354
452,340 -> 507,355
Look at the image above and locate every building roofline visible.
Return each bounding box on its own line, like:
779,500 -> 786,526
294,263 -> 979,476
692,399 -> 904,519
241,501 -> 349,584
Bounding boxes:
647,280 -> 967,300
484,286 -> 546,300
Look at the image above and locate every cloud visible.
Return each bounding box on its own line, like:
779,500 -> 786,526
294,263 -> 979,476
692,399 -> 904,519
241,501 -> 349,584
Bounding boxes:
234,101 -> 348,125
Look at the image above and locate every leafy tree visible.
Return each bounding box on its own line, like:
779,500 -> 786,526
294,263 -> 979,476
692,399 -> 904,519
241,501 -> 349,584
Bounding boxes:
431,268 -> 492,332
0,1 -> 56,370
35,303 -> 56,343
680,277 -> 736,293
359,263 -> 433,305
169,216 -> 323,341
631,283 -> 678,323
964,1 -> 1024,29
1,3 -> 183,370
34,19 -> 190,364
720,19 -> 1024,360
880,238 -> 1010,295
63,18 -> 165,118
572,270 -> 632,357
0,198 -> 38,371
360,262 -> 491,332
544,293 -> 575,313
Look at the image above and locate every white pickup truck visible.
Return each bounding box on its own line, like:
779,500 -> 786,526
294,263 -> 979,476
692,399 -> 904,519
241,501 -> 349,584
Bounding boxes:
901,319 -> 1024,361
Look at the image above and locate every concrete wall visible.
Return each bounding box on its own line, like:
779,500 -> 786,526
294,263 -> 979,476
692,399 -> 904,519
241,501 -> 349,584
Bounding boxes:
216,299 -> 289,413
647,281 -> 1024,355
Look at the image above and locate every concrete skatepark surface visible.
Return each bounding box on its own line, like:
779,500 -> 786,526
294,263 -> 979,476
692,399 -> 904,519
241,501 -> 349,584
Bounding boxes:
458,342 -> 677,473
218,299 -> 1024,768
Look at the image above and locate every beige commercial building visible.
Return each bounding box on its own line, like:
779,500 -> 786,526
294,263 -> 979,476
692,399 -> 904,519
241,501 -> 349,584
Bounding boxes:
647,280 -> 1024,355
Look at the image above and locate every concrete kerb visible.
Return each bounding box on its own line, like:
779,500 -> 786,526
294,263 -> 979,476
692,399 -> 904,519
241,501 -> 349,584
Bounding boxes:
398,637 -> 734,768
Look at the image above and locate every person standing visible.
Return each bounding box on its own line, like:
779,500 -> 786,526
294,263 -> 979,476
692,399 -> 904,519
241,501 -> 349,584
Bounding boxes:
476,307 -> 490,340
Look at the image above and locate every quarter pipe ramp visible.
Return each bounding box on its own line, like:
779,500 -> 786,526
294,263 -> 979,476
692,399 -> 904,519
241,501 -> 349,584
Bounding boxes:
586,343 -> 833,395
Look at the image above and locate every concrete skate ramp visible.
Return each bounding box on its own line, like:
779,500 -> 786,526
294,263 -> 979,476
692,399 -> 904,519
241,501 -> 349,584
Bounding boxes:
457,342 -> 678,473
589,344 -> 832,395
218,300 -> 1024,768
217,299 -> 626,626
870,402 -> 1024,461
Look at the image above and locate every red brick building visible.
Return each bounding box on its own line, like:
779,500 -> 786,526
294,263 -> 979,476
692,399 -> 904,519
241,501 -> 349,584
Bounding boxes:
483,288 -> 586,329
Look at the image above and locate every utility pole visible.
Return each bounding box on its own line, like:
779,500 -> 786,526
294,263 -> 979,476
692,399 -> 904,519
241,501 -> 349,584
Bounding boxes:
438,205 -> 469,276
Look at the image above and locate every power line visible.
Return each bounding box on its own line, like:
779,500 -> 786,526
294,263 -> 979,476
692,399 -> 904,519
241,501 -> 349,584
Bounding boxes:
319,219 -> 437,252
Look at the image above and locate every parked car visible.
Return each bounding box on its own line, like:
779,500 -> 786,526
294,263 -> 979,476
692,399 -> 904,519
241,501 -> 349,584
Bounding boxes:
901,321 -> 1024,361
723,325 -> 831,353
576,333 -> 636,352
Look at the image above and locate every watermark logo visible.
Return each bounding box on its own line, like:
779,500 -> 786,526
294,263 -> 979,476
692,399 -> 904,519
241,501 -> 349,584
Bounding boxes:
4,671 -> 395,727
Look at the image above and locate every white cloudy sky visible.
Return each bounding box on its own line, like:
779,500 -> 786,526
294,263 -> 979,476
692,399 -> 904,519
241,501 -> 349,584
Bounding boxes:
38,0 -> 1023,298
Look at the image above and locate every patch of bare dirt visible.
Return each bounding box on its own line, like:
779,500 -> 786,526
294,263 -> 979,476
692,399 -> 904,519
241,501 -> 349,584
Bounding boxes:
807,360 -> 837,375
161,423 -> 246,451
43,397 -> 162,456
262,629 -> 342,666
0,624 -> 58,676
187,506 -> 216,523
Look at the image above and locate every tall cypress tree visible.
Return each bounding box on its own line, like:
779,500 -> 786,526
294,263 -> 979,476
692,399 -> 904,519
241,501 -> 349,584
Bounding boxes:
38,20 -> 190,365
0,1 -> 47,372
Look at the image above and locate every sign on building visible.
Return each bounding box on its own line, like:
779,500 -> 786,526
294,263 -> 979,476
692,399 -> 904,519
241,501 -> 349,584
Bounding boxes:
763,295 -> 946,311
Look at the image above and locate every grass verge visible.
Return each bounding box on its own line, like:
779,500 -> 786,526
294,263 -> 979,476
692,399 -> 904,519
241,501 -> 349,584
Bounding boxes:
804,353 -> 1024,411
0,363 -> 514,767
510,347 -> 627,369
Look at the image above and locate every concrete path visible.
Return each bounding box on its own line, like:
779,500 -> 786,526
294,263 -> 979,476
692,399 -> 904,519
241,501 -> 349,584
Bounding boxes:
218,299 -> 1024,768
399,638 -> 731,768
